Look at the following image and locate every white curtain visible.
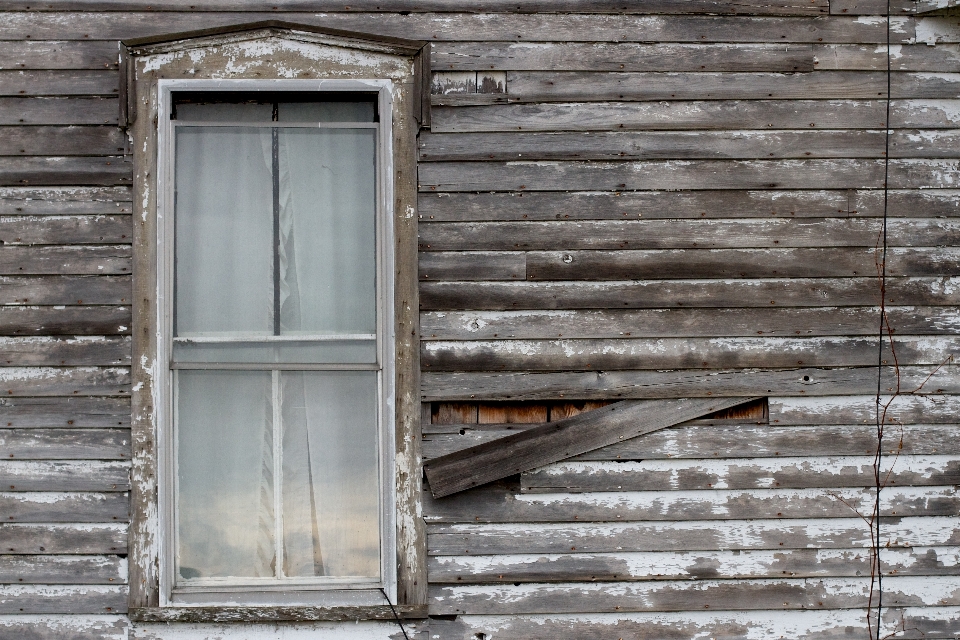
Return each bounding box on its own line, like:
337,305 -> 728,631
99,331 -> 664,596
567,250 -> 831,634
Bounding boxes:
176,370 -> 275,579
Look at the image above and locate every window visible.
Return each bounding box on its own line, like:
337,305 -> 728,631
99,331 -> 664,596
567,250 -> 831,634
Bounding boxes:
158,82 -> 394,602
159,88 -> 394,603
123,24 -> 428,618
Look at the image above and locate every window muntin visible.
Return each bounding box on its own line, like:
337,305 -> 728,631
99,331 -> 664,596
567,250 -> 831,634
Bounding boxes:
162,92 -> 392,594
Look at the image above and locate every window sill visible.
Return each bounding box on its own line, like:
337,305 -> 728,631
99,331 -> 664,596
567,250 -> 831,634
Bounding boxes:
129,605 -> 429,623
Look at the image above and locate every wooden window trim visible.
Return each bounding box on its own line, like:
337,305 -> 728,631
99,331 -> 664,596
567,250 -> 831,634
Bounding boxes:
126,24 -> 427,620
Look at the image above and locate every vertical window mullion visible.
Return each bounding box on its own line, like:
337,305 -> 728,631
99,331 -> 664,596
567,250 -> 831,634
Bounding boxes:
272,109 -> 281,337
273,369 -> 284,578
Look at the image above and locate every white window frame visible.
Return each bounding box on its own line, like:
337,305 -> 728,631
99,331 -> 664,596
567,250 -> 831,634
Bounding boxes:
155,79 -> 397,608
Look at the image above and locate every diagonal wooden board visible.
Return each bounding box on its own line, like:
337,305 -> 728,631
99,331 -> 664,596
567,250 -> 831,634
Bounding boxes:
424,396 -> 760,498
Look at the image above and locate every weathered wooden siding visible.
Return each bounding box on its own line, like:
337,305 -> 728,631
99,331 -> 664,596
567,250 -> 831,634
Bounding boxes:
0,1 -> 957,639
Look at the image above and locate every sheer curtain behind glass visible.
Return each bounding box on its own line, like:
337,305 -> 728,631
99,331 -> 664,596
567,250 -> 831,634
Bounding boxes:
173,98 -> 381,585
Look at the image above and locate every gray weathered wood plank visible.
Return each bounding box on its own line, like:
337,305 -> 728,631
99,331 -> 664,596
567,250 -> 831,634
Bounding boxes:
0,429 -> 129,460
519,455 -> 960,492
0,276 -> 129,305
0,584 -> 126,614
420,130 -> 960,161
0,127 -> 127,157
0,70 -> 118,96
0,306 -> 131,336
419,219 -> 960,251
0,97 -> 119,126
426,516 -> 960,554
419,159 -> 960,192
428,575 -> 957,614
0,367 -> 130,396
0,491 -> 128,523
422,247 -> 958,282
0,157 -> 131,186
0,616 -> 128,640
0,245 -> 131,275
0,186 -> 130,215
429,99 -> 958,132
424,423 -> 960,461
429,546 -> 960,583
0,396 -> 130,428
421,366 -> 960,402
771,394 -> 960,426
0,523 -> 126,554
420,307 -> 960,341
0,555 -> 125,584
419,277 -> 959,311
422,484 -> 959,523
0,215 -> 131,244
0,40 -> 119,70
0,0 -> 832,14
432,43 -> 815,72
416,189 -> 960,221
425,397 -> 756,497
0,13 -> 915,43
421,336 -> 952,371
0,460 -> 129,491
0,337 -> 130,366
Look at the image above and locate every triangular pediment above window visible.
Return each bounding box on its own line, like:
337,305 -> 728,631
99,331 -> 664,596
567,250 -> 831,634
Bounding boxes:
120,21 -> 430,126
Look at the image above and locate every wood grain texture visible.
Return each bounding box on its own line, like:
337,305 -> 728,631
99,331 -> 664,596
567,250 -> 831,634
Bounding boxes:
0,460 -> 129,491
421,366 -> 960,401
0,245 -> 131,275
0,616 -> 128,640
432,43 -> 816,72
422,484 -> 959,524
430,42 -> 960,73
417,189 -> 960,221
420,336 -> 952,371
429,546 -> 960,583
419,159 -> 958,192
0,429 -> 129,460
519,455 -> 960,492
0,396 -> 129,428
426,516 -> 960,554
0,492 -> 128,523
420,307 -> 960,340
0,98 -> 119,126
0,0 -> 832,14
0,367 -> 130,396
0,157 -> 131,186
419,277 -> 960,311
771,394 -> 960,426
0,584 -> 126,614
0,337 -> 130,366
0,215 -> 130,244
427,608 -> 960,638
0,306 -> 130,336
0,127 -> 127,157
0,70 -> 118,96
0,277 -> 129,306
429,99 -> 957,132
0,41 -> 119,70
0,555 -> 125,584
422,247 -> 959,282
0,13 -> 919,43
420,130 -> 960,161
0,523 -> 126,554
0,187 -> 130,214
418,219 -> 959,250
424,397 -> 754,497
424,423 -> 960,460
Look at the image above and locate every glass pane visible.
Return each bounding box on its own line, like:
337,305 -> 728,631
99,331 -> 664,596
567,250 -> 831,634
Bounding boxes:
176,102 -> 273,122
172,339 -> 377,365
175,126 -> 274,336
278,101 -> 375,122
176,370 -> 275,580
277,128 -> 377,335
281,371 -> 380,579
